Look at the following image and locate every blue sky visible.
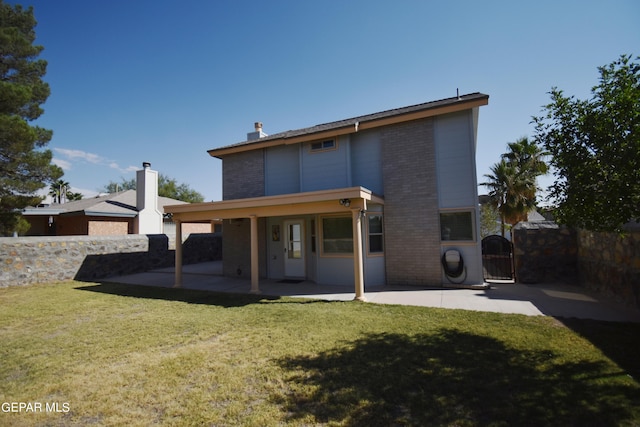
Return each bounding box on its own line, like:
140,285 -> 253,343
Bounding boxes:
11,0 -> 640,202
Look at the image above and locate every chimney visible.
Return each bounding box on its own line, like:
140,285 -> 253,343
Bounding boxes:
135,162 -> 163,234
247,122 -> 268,141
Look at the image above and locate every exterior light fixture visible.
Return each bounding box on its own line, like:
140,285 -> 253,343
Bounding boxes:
339,198 -> 351,207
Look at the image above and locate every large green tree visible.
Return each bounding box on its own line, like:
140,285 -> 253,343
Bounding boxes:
533,55 -> 640,233
481,137 -> 548,236
103,174 -> 205,203
0,2 -> 62,235
479,201 -> 501,238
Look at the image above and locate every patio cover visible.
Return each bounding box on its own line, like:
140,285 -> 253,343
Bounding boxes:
165,186 -> 384,300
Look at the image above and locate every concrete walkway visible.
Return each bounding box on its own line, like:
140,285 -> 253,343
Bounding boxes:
106,261 -> 640,323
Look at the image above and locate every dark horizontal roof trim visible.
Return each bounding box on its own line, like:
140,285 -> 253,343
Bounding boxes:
22,208 -> 65,216
208,92 -> 488,157
81,210 -> 138,218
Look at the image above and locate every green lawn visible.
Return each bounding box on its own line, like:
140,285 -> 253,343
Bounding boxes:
1,281 -> 639,426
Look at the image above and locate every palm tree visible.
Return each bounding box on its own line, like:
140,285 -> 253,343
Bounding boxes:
482,160 -> 524,235
49,180 -> 70,204
502,136 -> 549,184
482,138 -> 549,235
66,191 -> 83,201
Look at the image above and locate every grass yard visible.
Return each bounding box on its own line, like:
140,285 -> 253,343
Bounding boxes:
1,281 -> 639,426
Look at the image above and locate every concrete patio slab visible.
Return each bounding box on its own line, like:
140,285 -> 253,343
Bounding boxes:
105,261 -> 640,322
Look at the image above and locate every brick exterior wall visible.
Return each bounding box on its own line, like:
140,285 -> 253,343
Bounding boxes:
88,219 -> 130,235
221,150 -> 266,278
381,118 -> 441,286
222,218 -> 267,279
222,150 -> 265,200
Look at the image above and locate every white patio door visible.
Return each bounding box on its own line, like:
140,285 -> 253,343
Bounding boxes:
284,220 -> 305,277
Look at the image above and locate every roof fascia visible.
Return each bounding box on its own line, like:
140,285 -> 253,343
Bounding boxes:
208,96 -> 488,158
83,210 -> 138,218
22,209 -> 64,216
54,210 -> 136,218
165,186 -> 383,222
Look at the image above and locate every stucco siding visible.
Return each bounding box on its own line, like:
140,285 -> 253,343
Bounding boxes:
222,150 -> 265,200
351,130 -> 383,195
316,256 -> 354,286
222,218 -> 267,279
266,217 -> 285,279
364,254 -> 385,286
381,118 -> 441,286
301,136 -> 350,192
434,111 -> 477,208
265,145 -> 300,196
435,110 -> 484,285
440,245 -> 483,284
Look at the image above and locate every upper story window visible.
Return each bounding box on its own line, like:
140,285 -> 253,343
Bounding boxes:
310,139 -> 336,152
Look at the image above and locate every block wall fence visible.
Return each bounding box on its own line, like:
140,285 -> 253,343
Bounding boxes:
0,233 -> 221,288
3,226 -> 638,311
513,222 -> 640,310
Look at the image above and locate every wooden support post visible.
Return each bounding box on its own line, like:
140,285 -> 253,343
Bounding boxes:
174,219 -> 183,288
250,215 -> 260,294
352,208 -> 366,301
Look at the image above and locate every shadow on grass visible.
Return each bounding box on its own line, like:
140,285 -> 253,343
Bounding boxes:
560,318 -> 640,381
75,282 -> 283,308
276,330 -> 640,426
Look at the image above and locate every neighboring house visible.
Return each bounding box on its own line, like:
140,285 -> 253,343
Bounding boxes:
527,210 -> 547,222
22,163 -> 213,236
166,93 -> 489,298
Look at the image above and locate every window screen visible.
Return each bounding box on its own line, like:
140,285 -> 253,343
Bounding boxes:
322,216 -> 353,254
368,214 -> 384,253
310,139 -> 335,152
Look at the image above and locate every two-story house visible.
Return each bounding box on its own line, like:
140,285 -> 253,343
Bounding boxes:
166,92 -> 489,299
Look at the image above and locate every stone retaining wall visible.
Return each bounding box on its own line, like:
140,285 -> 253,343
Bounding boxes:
513,222 -> 640,310
512,221 -> 578,285
0,233 -> 221,287
577,229 -> 640,308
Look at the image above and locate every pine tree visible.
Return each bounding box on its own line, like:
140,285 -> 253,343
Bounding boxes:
0,2 -> 63,235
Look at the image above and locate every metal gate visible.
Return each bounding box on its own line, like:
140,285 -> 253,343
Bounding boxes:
482,235 -> 514,281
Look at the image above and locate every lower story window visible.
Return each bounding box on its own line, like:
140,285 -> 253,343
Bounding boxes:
322,216 -> 353,255
368,214 -> 384,254
440,211 -> 475,241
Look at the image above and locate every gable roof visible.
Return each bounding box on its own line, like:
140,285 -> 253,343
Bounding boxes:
208,92 -> 489,158
22,190 -> 187,218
